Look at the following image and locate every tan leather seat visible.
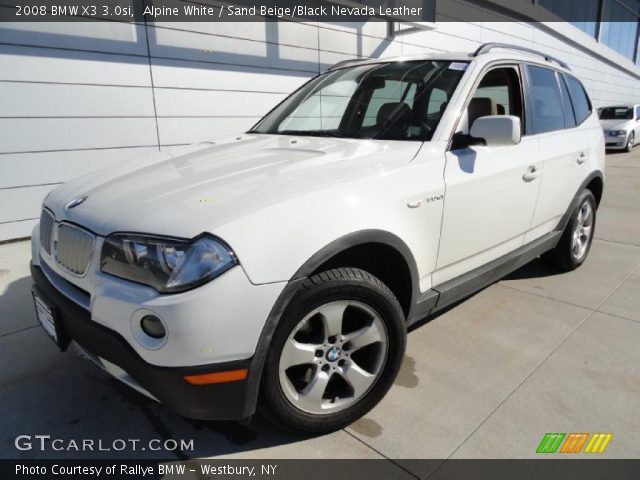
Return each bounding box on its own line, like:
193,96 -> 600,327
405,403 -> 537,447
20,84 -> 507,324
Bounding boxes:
468,97 -> 497,128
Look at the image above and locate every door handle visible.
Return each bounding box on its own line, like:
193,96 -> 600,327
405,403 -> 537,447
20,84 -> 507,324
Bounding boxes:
577,152 -> 587,164
522,165 -> 539,182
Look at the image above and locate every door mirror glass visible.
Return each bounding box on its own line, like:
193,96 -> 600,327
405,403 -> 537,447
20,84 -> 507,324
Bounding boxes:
470,115 -> 522,146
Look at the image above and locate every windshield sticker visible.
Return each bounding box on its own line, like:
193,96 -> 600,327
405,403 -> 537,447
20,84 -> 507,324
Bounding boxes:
449,62 -> 469,71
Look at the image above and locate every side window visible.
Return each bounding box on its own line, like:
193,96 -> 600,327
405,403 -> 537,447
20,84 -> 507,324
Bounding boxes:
362,80 -> 416,127
466,66 -> 524,132
559,75 -> 576,128
526,65 -> 565,135
563,74 -> 592,125
636,106 -> 640,120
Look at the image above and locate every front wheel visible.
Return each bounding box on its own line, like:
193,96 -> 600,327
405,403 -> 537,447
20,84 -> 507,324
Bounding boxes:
260,268 -> 406,434
625,132 -> 635,153
543,190 -> 596,271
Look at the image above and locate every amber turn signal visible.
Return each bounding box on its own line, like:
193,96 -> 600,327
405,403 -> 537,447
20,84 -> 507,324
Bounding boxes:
183,368 -> 248,385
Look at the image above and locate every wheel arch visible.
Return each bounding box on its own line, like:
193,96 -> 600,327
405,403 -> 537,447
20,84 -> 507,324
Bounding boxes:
556,170 -> 604,233
585,174 -> 604,207
290,230 -> 419,319
244,230 -> 419,419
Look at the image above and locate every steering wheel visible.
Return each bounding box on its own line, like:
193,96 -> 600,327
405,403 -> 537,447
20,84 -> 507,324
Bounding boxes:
396,117 -> 432,139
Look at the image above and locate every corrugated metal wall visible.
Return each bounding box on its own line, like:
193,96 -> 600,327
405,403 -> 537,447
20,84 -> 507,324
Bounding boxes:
1,16 -> 639,240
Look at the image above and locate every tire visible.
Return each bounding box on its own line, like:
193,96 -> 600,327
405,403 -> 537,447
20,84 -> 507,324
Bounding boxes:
260,268 -> 406,434
625,132 -> 635,153
543,190 -> 597,271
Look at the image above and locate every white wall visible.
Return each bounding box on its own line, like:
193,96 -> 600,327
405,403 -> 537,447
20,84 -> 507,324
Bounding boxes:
1,14 -> 639,241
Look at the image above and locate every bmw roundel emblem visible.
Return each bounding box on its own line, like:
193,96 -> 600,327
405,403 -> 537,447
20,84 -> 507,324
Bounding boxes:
65,196 -> 88,210
326,346 -> 341,362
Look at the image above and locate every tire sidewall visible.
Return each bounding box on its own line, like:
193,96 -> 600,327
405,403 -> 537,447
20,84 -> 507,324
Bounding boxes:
566,190 -> 597,268
261,272 -> 406,433
627,133 -> 635,152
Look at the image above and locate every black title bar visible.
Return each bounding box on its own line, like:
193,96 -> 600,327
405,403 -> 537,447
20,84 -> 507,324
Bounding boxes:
3,459 -> 640,480
1,0 -> 639,22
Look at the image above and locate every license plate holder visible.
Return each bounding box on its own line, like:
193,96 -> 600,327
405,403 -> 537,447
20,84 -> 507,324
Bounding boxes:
32,290 -> 70,351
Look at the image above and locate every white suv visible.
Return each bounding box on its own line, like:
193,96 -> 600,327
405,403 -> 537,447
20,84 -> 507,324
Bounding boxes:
31,43 -> 604,433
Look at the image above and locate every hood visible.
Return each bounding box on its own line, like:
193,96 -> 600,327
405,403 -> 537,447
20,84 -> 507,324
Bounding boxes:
600,119 -> 634,131
45,135 -> 421,238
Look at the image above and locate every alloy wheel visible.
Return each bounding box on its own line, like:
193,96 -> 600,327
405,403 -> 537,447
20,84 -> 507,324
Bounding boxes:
571,201 -> 594,261
278,300 -> 388,415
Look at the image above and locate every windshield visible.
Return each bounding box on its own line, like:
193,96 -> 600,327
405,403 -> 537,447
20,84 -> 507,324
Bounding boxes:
249,60 -> 468,141
600,107 -> 633,120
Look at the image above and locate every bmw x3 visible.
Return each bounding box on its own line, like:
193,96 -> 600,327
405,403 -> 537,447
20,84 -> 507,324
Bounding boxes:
31,43 -> 605,433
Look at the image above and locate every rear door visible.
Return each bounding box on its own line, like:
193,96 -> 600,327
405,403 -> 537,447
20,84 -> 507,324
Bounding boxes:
526,68 -> 591,242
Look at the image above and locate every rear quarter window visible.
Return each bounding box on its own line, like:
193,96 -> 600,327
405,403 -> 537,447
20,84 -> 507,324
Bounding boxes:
559,75 -> 577,128
563,74 -> 592,125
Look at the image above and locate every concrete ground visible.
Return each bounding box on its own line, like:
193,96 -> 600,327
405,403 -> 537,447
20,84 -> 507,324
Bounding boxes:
1,150 -> 639,474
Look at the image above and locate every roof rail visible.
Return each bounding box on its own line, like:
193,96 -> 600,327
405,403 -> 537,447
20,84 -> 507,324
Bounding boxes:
473,43 -> 570,70
327,58 -> 369,71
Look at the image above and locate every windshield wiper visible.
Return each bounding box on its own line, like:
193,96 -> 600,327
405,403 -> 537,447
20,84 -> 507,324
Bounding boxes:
274,130 -> 350,138
321,130 -> 349,138
276,130 -> 325,137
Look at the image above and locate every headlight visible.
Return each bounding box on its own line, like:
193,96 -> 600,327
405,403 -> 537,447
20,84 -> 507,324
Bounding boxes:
100,234 -> 237,293
610,130 -> 627,136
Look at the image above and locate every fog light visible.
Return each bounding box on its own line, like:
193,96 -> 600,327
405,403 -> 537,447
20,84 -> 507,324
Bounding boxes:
140,315 -> 166,339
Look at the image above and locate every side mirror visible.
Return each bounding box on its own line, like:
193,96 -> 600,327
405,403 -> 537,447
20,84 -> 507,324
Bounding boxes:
470,115 -> 521,146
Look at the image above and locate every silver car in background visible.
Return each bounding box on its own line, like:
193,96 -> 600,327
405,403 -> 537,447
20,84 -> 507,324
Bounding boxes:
599,105 -> 640,152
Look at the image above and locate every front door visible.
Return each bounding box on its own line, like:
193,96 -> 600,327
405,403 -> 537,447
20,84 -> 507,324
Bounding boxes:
434,65 -> 542,284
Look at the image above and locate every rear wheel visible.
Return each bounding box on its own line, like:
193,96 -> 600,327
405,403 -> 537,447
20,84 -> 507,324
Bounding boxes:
625,132 -> 635,153
543,190 -> 596,271
260,268 -> 406,434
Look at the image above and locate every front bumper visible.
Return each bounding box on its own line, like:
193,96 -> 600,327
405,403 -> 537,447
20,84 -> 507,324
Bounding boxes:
32,262 -> 257,421
604,133 -> 628,149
